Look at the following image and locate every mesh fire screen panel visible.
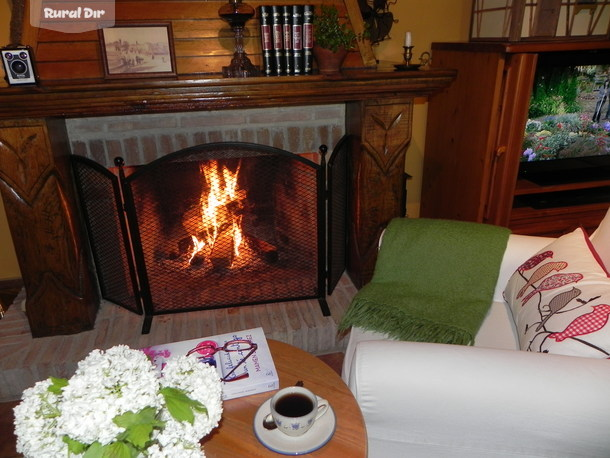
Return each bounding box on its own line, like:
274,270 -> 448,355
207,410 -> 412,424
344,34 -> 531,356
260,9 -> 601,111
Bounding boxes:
122,143 -> 323,328
327,135 -> 352,294
71,156 -> 142,315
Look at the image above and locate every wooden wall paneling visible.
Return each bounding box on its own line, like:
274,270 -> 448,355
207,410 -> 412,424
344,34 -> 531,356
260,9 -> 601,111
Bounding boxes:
19,0 -> 373,84
36,42 -> 101,61
36,61 -> 105,81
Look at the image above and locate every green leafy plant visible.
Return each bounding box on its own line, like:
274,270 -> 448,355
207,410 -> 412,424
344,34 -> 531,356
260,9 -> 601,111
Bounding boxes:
313,5 -> 362,52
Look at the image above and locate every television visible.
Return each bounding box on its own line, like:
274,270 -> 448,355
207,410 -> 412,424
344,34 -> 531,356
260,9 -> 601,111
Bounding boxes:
519,49 -> 610,188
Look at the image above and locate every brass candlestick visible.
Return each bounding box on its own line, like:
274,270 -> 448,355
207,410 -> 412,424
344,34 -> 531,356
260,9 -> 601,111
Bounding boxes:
218,0 -> 260,77
402,46 -> 414,66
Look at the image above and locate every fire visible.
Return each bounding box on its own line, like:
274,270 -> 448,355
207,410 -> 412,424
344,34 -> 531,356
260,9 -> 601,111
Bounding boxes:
188,160 -> 246,268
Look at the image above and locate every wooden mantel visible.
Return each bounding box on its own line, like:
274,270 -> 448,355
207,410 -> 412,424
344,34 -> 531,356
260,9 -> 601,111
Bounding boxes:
0,68 -> 456,118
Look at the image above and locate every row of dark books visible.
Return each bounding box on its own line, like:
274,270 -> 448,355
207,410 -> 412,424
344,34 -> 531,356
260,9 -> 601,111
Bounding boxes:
259,5 -> 314,76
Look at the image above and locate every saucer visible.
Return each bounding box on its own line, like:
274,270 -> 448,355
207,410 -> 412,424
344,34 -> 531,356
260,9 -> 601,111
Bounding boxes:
253,396 -> 336,455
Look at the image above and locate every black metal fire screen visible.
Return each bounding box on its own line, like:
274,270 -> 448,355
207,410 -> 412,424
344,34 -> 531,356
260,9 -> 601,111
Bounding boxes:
72,140 -> 350,333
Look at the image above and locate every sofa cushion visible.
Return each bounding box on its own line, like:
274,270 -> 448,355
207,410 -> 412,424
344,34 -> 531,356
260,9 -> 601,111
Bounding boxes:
504,227 -> 610,357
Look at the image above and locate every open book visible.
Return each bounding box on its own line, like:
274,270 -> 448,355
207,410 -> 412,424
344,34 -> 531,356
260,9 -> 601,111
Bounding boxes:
142,327 -> 279,400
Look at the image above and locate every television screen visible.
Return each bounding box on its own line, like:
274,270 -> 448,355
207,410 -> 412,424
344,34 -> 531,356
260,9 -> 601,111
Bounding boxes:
520,50 -> 610,185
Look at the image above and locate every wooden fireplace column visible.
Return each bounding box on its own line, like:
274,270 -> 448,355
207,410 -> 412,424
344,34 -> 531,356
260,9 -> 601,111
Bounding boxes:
0,70 -> 455,337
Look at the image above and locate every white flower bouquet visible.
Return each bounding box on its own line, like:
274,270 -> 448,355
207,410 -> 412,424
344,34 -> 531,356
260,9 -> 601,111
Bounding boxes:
13,345 -> 223,457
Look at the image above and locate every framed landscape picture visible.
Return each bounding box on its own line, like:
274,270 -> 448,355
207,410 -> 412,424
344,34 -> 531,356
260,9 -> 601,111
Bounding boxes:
100,23 -> 176,78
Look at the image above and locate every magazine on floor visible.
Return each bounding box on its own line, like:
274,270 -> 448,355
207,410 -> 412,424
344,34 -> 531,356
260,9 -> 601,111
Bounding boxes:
142,327 -> 278,400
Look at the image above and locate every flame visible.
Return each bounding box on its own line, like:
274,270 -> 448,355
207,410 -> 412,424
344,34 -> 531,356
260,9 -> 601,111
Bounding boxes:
188,160 -> 245,266
188,235 -> 205,264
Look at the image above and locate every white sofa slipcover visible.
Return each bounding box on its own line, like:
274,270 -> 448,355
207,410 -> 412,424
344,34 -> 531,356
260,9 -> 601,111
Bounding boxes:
342,234 -> 610,457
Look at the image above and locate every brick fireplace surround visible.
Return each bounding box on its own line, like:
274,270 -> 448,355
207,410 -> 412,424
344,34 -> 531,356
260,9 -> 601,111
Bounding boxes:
67,105 -> 346,167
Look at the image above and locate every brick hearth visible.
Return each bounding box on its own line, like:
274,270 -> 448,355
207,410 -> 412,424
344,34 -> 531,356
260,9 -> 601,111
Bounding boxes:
0,275 -> 356,402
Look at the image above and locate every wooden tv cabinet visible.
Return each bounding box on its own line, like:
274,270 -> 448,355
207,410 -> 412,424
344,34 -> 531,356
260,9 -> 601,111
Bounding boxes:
421,41 -> 610,237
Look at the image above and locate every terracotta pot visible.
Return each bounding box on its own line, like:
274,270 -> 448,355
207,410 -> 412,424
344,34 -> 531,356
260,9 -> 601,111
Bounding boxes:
312,45 -> 348,75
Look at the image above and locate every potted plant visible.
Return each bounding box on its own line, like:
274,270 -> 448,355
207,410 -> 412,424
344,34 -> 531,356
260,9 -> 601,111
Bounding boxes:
313,5 -> 361,74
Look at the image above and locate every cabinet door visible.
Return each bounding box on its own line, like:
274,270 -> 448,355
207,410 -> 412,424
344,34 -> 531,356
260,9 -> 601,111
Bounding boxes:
421,48 -> 506,222
483,53 -> 538,227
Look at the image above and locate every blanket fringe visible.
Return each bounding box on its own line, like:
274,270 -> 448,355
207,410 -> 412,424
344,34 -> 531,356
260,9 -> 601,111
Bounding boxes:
339,297 -> 474,346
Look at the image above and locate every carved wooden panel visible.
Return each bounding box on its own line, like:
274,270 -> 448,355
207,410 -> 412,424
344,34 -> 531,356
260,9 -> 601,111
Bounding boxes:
346,98 -> 412,287
0,120 -> 98,336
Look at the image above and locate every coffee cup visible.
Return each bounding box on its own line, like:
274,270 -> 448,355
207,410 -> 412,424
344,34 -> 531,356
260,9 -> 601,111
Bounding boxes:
267,386 -> 329,436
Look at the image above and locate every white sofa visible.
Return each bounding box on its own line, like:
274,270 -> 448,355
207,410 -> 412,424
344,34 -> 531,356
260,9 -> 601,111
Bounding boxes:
342,233 -> 610,457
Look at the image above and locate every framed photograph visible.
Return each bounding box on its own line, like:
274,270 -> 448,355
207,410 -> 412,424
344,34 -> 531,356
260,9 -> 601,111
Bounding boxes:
100,23 -> 176,78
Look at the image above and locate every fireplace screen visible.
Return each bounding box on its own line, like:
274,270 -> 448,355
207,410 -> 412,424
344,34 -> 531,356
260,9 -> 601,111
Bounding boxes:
72,141 -> 348,333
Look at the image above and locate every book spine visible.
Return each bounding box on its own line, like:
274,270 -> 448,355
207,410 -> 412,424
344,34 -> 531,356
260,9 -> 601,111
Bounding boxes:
271,5 -> 284,76
259,6 -> 274,76
292,5 -> 304,76
303,4 -> 314,75
282,5 -> 293,75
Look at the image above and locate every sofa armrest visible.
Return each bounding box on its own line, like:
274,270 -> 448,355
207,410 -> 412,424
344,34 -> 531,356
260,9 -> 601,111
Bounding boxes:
349,340 -> 610,457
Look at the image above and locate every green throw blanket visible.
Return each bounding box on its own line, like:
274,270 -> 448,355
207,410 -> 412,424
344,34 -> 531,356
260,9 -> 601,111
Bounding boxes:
340,218 -> 510,345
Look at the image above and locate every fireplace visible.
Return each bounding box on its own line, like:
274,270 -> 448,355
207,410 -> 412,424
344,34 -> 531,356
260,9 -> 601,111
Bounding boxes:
0,67 -> 455,337
71,140 -> 349,333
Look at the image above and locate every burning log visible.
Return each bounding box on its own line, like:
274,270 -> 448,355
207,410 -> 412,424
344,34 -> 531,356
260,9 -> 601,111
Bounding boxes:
177,236 -> 193,255
210,228 -> 235,270
247,235 -> 278,263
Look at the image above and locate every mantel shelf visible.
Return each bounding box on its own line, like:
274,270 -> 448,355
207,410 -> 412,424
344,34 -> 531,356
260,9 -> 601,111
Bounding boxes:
0,68 -> 456,119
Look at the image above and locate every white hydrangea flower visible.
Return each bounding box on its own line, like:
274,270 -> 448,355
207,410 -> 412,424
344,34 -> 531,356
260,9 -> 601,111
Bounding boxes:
159,356 -> 223,439
147,440 -> 206,458
13,345 -> 223,458
56,345 -> 162,445
13,379 -> 70,457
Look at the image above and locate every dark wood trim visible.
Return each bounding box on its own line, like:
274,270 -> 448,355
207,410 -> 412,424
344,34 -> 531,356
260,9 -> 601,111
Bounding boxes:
0,68 -> 456,119
0,279 -> 23,290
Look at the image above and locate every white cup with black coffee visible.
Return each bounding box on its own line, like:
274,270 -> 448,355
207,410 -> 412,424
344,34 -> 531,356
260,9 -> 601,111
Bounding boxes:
268,386 -> 329,437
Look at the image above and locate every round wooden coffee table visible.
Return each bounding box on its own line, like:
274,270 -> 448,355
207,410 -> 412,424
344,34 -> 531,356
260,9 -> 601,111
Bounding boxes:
201,339 -> 367,456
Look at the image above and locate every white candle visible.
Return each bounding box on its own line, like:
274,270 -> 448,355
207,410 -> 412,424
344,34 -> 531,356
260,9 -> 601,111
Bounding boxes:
405,32 -> 412,47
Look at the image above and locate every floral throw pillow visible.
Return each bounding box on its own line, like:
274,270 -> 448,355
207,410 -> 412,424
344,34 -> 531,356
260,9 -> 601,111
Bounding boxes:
504,228 -> 610,358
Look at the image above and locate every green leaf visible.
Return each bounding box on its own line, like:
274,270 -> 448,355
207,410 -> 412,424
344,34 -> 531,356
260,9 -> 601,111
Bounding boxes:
82,441 -> 102,458
99,441 -> 135,458
113,407 -> 163,449
63,435 -> 88,454
83,441 -> 135,458
48,377 -> 68,395
160,386 -> 207,425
